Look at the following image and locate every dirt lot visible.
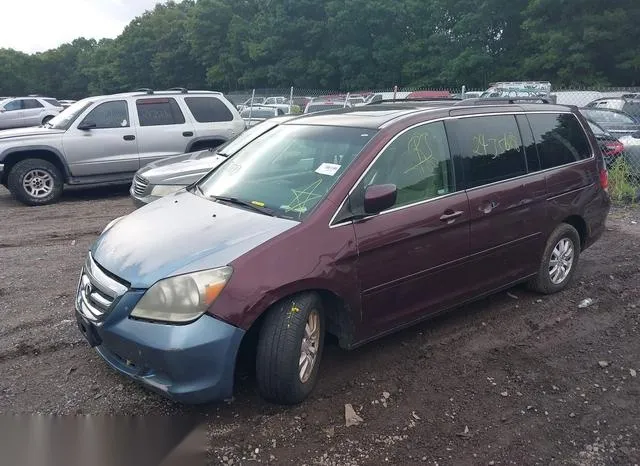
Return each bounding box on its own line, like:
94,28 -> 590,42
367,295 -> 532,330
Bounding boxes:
0,185 -> 639,465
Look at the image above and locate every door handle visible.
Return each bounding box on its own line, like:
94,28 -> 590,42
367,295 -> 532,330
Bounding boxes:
182,131 -> 194,137
479,200 -> 499,214
123,135 -> 135,141
440,210 -> 464,222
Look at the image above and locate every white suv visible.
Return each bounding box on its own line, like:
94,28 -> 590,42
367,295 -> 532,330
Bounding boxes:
0,88 -> 245,205
0,96 -> 64,129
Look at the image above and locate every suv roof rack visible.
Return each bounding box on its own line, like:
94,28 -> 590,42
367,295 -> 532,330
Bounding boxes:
454,97 -> 556,106
167,87 -> 188,94
135,88 -> 154,95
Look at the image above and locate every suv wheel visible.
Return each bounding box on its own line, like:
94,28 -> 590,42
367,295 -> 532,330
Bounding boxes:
7,159 -> 63,206
256,292 -> 325,404
529,223 -> 581,294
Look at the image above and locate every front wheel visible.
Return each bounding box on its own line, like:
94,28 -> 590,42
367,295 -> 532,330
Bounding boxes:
256,292 -> 325,404
529,223 -> 581,294
7,159 -> 64,206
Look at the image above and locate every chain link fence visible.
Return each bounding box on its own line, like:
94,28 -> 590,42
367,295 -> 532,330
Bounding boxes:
226,86 -> 640,202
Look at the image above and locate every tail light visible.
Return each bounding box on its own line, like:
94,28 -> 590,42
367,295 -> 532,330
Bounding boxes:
602,140 -> 624,157
599,167 -> 609,192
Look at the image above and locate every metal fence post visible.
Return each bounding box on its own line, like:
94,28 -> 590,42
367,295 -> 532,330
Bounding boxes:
247,88 -> 255,127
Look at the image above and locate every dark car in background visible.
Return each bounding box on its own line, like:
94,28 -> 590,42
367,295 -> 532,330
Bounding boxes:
580,107 -> 640,136
76,102 -> 609,405
587,120 -> 625,167
586,96 -> 640,120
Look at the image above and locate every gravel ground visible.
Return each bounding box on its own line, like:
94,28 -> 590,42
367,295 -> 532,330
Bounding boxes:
1,185 -> 639,465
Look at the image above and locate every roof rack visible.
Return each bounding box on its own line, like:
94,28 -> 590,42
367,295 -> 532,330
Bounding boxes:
135,88 -> 154,95
454,97 -> 556,106
367,97 -> 463,105
168,87 -> 188,94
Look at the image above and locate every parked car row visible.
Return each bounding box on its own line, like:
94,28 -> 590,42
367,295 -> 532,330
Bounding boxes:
0,96 -> 64,129
74,99 -> 610,406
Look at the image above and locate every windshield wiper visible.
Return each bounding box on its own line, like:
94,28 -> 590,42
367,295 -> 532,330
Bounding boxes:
211,195 -> 275,216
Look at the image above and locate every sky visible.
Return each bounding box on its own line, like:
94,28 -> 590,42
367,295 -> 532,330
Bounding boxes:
0,0 -> 165,54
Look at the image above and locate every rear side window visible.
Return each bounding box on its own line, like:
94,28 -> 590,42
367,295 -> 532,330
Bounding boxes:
23,99 -> 44,109
185,97 -> 234,122
527,113 -> 591,169
136,98 -> 185,126
447,115 -> 526,189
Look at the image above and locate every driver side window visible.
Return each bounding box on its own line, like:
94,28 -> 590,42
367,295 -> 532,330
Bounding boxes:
356,121 -> 454,211
79,101 -> 129,129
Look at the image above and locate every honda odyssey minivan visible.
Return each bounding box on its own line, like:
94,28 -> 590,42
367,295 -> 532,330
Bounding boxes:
75,101 -> 610,405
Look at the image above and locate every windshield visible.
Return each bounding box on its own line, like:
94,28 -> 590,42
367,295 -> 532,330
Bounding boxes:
46,99 -> 93,129
196,124 -> 375,220
582,109 -> 635,125
215,119 -> 282,156
588,121 -> 606,136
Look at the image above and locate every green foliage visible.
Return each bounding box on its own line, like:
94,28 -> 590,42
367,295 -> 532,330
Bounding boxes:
0,0 -> 639,98
608,159 -> 639,204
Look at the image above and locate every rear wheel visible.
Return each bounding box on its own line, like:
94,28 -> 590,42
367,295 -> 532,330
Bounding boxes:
256,292 -> 325,404
529,224 -> 581,294
7,159 -> 63,206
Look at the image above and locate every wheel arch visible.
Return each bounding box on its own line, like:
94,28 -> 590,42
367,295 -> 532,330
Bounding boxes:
1,147 -> 70,184
233,286 -> 357,381
561,215 -> 588,249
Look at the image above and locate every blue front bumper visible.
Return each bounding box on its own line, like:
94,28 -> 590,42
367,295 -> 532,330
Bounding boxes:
76,290 -> 245,404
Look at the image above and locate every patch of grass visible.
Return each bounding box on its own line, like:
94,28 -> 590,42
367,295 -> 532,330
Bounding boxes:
608,158 -> 639,204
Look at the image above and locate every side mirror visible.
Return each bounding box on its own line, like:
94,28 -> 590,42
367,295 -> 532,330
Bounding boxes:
364,184 -> 397,214
78,121 -> 96,130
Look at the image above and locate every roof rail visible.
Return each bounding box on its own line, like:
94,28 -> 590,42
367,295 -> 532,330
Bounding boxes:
135,88 -> 154,95
168,87 -> 188,94
367,97 -> 462,105
454,97 -> 556,106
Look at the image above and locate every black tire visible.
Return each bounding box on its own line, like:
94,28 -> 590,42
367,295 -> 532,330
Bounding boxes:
528,223 -> 581,294
42,115 -> 54,125
256,292 -> 325,405
7,159 -> 63,206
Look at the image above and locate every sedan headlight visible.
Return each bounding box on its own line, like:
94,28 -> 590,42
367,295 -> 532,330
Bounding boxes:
150,184 -> 185,197
130,267 -> 232,323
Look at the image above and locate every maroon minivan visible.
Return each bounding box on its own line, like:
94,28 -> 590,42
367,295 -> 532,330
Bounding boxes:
77,102 -> 610,405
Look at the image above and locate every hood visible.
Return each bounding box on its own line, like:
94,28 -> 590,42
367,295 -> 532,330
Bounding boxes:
0,126 -> 65,140
138,152 -> 228,185
91,190 -> 299,288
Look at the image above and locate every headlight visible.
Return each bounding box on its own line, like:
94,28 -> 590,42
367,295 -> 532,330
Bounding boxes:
150,184 -> 185,197
130,266 -> 232,323
102,216 -> 124,233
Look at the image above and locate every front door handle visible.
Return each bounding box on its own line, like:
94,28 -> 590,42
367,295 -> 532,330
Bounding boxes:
123,135 -> 135,141
182,131 -> 194,137
440,210 -> 464,223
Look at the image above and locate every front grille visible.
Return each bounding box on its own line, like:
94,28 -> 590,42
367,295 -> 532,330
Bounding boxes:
132,175 -> 149,197
76,254 -> 128,323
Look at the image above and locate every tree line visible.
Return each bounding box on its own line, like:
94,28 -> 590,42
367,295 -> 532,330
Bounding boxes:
1,0 -> 638,99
